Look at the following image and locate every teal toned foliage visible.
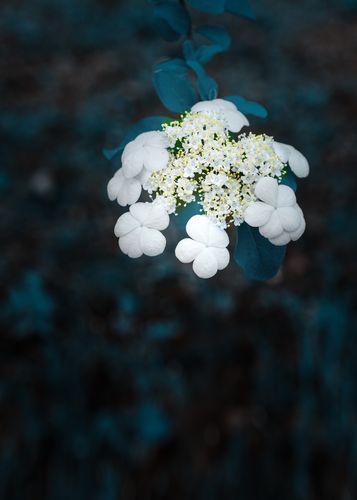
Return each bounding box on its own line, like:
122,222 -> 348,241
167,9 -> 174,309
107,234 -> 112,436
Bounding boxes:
153,2 -> 191,41
234,223 -> 287,280
152,58 -> 199,112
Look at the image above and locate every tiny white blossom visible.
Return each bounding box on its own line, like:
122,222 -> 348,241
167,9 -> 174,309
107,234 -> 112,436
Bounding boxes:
114,202 -> 169,258
175,215 -> 230,279
191,98 -> 249,133
121,131 -> 169,178
273,142 -> 310,178
244,177 -> 306,246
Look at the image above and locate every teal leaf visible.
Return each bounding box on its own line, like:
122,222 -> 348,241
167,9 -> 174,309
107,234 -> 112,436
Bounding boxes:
187,60 -> 218,100
182,40 -> 196,61
103,116 -> 170,160
187,0 -> 225,13
225,0 -> 255,20
153,2 -> 191,41
153,58 -> 199,113
154,18 -> 182,42
224,95 -> 268,118
193,25 -> 231,64
280,166 -> 297,191
234,223 -> 286,280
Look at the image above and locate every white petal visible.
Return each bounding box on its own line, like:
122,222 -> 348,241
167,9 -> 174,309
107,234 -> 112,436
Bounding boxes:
192,248 -> 218,279
139,130 -> 169,148
114,212 -> 139,237
207,223 -> 229,248
146,203 -> 170,230
259,211 -> 283,239
274,142 -> 309,178
139,227 -> 166,257
192,99 -> 236,113
273,141 -> 292,163
144,146 -> 169,172
269,231 -> 291,246
117,178 -> 142,206
122,149 -> 145,178
288,147 -> 310,178
244,202 -> 274,227
191,100 -> 216,113
276,184 -> 296,207
137,167 -> 151,186
107,171 -> 124,201
121,139 -> 139,160
119,227 -> 143,258
276,206 -> 301,232
129,202 -> 151,225
255,177 -> 279,206
186,215 -> 211,244
290,205 -> 306,241
224,109 -> 249,133
175,238 -> 205,263
210,247 -> 230,270
215,98 -> 238,111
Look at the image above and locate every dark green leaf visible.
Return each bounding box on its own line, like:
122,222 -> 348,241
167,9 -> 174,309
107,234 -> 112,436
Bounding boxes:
225,95 -> 268,118
103,116 -> 170,160
153,58 -> 199,113
234,223 -> 286,280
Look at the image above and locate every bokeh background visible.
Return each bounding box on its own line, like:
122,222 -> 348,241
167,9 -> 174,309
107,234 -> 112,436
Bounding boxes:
1,0 -> 357,498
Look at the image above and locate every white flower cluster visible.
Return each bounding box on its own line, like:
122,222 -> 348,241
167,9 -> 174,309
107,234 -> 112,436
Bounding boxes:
108,98 -> 309,278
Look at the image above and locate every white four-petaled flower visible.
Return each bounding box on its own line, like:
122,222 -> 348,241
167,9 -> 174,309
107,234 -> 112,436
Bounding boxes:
191,98 -> 249,133
115,202 -> 169,258
107,168 -> 150,206
273,141 -> 310,178
175,215 -> 230,279
121,131 -> 169,179
244,177 -> 306,246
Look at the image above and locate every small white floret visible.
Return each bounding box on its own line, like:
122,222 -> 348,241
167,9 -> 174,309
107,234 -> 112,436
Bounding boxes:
191,99 -> 249,133
244,177 -> 306,246
175,215 -> 230,279
121,131 -> 169,179
115,202 -> 169,258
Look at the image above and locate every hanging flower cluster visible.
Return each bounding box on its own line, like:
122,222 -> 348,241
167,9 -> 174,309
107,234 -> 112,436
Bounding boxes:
108,99 -> 309,279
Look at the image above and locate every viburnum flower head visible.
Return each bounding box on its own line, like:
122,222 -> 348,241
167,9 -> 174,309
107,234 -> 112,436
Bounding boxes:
107,98 -> 309,279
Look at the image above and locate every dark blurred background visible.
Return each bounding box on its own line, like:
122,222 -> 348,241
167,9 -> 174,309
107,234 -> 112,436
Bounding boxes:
1,0 -> 357,498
